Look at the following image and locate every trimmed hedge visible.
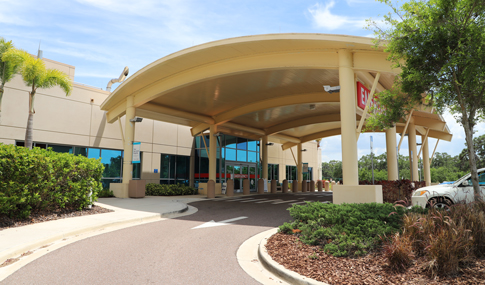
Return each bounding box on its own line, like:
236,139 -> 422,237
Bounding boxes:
145,183 -> 197,196
0,144 -> 104,218
279,202 -> 425,257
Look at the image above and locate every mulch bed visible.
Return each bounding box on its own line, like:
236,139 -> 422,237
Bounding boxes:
0,205 -> 113,231
266,232 -> 485,285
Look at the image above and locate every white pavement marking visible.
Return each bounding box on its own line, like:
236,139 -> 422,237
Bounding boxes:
225,198 -> 255,202
255,199 -> 283,204
191,216 -> 248,229
271,200 -> 297,204
290,201 -> 310,205
240,199 -> 267,203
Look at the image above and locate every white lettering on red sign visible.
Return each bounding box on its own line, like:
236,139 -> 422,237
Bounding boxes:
357,82 -> 382,113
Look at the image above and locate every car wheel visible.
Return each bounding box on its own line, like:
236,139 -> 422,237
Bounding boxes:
427,197 -> 452,209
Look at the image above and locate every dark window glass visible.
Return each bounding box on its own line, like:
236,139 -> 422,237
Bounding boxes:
15,141 -> 24,147
74,147 -> 88,156
101,149 -> 123,178
176,155 -> 188,180
200,156 -> 209,177
50,145 -> 73,154
274,164 -> 279,181
133,162 -> 141,179
160,154 -> 170,178
101,178 -> 122,190
169,155 -> 176,179
226,135 -> 237,149
237,137 -> 247,150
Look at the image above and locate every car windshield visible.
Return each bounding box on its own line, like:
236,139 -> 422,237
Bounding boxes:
453,170 -> 485,186
454,173 -> 471,186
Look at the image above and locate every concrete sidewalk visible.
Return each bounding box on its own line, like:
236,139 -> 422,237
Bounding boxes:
0,195 -> 206,277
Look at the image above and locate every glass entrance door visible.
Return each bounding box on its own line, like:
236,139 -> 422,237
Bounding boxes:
226,162 -> 258,193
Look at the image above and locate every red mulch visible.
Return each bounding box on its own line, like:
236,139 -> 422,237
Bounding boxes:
0,205 -> 113,231
266,232 -> 485,284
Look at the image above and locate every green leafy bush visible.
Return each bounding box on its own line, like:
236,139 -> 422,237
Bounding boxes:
145,183 -> 197,196
98,189 -> 115,198
279,202 -> 406,257
0,144 -> 104,219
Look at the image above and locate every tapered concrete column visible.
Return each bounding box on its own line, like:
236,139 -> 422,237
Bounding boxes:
282,180 -> 288,193
386,126 -> 398,181
121,96 -> 135,197
226,179 -> 234,196
243,179 -> 250,195
422,135 -> 431,186
262,136 -> 268,180
297,143 -> 303,183
258,179 -> 264,194
317,180 -> 323,192
338,49 -> 359,185
209,125 -> 217,182
408,122 -> 419,181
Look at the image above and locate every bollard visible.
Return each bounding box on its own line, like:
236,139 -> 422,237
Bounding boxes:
317,180 -> 323,192
271,180 -> 277,193
207,180 -> 216,198
302,180 -> 307,192
310,180 -> 315,192
331,181 -> 336,191
324,181 -> 330,192
226,179 -> 234,197
258,179 -> 265,194
282,180 -> 288,193
292,180 -> 299,192
243,179 -> 250,195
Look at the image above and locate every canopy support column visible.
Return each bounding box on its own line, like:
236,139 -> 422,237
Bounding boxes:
408,122 -> 419,181
262,136 -> 268,180
209,125 -> 217,182
338,49 -> 358,185
297,143 -> 303,183
117,95 -> 135,198
386,126 -> 398,180
422,135 -> 431,186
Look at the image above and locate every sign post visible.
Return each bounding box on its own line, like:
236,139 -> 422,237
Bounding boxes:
370,136 -> 374,184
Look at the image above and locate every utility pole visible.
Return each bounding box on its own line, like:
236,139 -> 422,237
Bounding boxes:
371,136 -> 374,184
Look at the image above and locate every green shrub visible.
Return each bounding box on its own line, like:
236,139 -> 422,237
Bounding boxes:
145,183 -> 197,196
98,189 -> 115,198
0,144 -> 104,219
279,202 -> 406,257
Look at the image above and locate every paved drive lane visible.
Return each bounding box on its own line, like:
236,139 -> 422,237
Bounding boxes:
3,192 -> 332,285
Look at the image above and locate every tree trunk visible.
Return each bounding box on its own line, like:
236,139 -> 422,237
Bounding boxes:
463,119 -> 480,201
24,92 -> 35,149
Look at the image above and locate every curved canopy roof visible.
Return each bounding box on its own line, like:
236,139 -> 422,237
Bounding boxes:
100,33 -> 452,147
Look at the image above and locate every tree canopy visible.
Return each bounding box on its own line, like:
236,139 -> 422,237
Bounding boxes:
366,0 -> 485,198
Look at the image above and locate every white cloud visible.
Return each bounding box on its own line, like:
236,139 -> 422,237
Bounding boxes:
308,1 -> 365,30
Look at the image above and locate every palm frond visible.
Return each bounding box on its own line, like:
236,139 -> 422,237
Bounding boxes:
0,46 -> 27,85
39,69 -> 73,96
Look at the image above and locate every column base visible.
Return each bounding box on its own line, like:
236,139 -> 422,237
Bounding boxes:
333,185 -> 383,204
111,183 -> 129,198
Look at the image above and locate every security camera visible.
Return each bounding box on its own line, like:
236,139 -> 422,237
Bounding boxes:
323,85 -> 341,93
129,116 -> 143,123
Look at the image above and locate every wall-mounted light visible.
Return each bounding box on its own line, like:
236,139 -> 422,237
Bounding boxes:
309,104 -> 316,110
301,149 -> 307,152
266,142 -> 274,146
213,132 -> 221,137
129,116 -> 143,123
323,85 -> 340,93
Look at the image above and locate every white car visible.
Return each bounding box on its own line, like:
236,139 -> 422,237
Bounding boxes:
411,167 -> 485,208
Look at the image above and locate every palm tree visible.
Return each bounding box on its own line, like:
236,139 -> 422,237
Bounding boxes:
2,49 -> 72,149
0,38 -> 24,124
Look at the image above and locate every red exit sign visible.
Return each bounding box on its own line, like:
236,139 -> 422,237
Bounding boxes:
357,82 -> 381,112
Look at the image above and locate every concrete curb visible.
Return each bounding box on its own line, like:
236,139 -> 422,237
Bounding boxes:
0,212 -> 162,266
0,200 -> 190,265
258,229 -> 330,285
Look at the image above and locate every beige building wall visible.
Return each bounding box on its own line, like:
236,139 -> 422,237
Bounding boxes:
267,141 -> 320,181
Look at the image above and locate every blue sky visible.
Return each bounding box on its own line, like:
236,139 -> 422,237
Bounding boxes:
1,0 -> 483,162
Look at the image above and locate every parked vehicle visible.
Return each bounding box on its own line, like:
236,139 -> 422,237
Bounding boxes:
411,168 -> 485,208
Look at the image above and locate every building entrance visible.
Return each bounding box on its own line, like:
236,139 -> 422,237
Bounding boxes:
226,162 -> 258,193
